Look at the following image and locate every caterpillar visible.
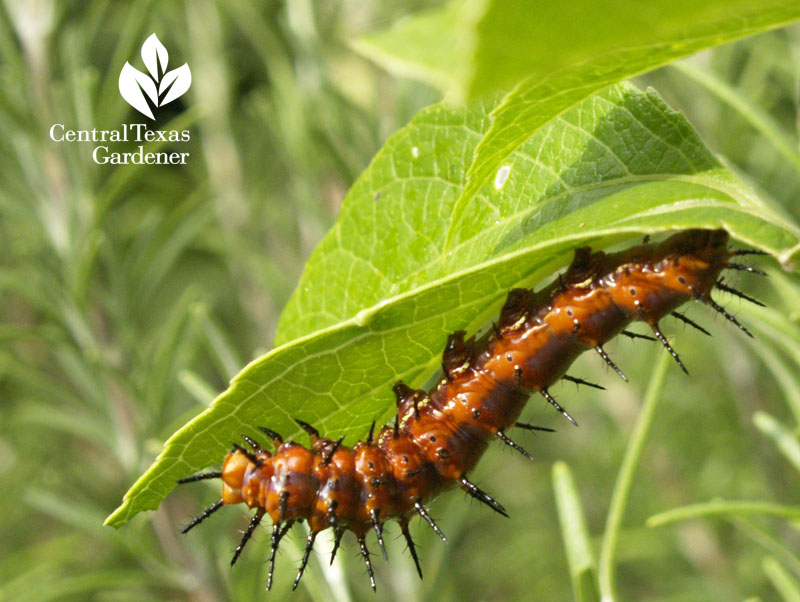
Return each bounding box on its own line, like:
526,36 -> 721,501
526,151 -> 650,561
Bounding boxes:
175,228 -> 767,591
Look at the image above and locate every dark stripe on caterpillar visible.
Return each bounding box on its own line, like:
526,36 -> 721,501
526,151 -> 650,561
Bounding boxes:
175,228 -> 766,591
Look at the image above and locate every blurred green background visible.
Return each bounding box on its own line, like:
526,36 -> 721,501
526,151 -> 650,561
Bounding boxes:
1,1 -> 800,600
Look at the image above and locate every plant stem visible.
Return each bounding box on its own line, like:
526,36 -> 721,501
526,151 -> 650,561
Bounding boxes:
598,349 -> 671,602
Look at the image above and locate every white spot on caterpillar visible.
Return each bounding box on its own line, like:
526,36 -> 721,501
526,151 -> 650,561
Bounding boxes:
411,146 -> 419,158
494,165 -> 511,190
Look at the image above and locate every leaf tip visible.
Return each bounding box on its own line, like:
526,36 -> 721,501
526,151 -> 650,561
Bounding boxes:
103,504 -> 129,528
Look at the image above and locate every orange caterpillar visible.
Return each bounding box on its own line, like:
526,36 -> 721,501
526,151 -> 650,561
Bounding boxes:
176,229 -> 766,591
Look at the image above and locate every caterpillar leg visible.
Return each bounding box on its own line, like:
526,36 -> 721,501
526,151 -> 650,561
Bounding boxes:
293,531 -> 318,591
414,500 -> 446,541
240,434 -> 262,451
399,518 -> 423,579
561,374 -> 605,390
266,520 -> 293,590
358,535 -> 376,591
230,509 -> 263,566
371,508 -> 388,560
496,429 -> 534,460
330,526 -> 344,565
515,422 -> 556,433
730,248 -> 768,256
231,443 -> 261,466
707,298 -> 753,338
620,330 -> 656,342
716,280 -> 765,307
650,323 -> 688,374
257,426 -> 283,446
459,475 -> 508,517
322,436 -> 345,465
671,311 -> 711,336
540,388 -> 578,427
294,418 -> 320,440
176,471 -> 221,484
594,345 -> 628,381
267,491 -> 291,590
725,262 -> 767,275
181,499 -> 223,534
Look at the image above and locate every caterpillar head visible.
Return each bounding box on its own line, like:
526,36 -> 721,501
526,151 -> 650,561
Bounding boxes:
220,449 -> 251,504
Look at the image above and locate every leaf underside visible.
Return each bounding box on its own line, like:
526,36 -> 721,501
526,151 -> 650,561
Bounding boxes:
106,82 -> 800,527
354,0 -> 800,255
355,0 -> 800,103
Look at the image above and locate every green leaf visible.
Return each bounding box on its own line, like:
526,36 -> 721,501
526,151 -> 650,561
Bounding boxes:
356,0 -> 800,252
107,83 -> 800,527
647,501 -> 800,527
552,462 -> 600,602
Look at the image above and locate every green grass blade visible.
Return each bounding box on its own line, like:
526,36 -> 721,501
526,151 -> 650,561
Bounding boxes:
553,461 -> 600,602
730,517 -> 800,580
669,61 -> 800,177
739,302 -> 800,422
753,412 -> 800,474
764,556 -> 800,602
647,501 -> 800,527
178,370 -> 218,407
744,338 -> 800,425
598,350 -> 672,602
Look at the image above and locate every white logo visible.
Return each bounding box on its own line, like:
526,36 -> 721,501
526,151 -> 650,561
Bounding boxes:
119,34 -> 191,120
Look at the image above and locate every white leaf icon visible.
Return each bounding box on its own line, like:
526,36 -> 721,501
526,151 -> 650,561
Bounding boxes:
118,62 -> 158,120
119,34 -> 192,119
159,63 -> 192,106
141,33 -> 169,80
